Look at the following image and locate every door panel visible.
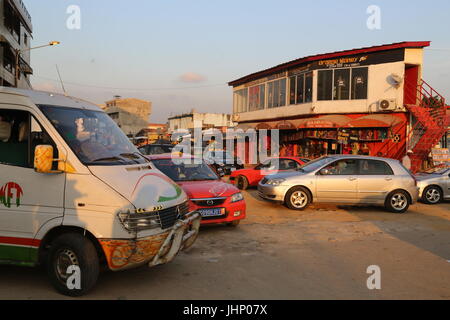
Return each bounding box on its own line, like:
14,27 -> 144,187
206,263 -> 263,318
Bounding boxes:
0,107 -> 65,263
357,159 -> 395,203
315,159 -> 359,203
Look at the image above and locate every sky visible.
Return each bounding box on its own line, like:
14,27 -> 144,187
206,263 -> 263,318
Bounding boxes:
24,0 -> 450,123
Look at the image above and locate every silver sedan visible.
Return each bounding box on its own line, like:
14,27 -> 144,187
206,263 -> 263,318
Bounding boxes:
416,167 -> 450,204
258,155 -> 419,214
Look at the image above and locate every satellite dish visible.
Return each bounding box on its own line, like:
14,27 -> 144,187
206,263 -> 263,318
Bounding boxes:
390,74 -> 403,87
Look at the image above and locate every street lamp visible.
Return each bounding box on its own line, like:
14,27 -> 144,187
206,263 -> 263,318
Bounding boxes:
15,41 -> 60,87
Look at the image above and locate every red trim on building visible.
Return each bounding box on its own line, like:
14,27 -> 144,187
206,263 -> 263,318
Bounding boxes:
0,236 -> 41,247
229,41 -> 431,87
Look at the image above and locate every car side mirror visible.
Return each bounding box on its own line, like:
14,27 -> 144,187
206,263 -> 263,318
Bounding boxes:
319,168 -> 330,175
34,145 -> 63,174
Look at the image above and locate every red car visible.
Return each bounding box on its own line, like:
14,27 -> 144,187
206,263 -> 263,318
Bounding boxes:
147,154 -> 246,226
230,157 -> 308,190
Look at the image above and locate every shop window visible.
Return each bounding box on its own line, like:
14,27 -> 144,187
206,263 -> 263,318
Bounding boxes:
233,88 -> 248,113
318,70 -> 333,101
333,69 -> 350,100
289,72 -> 313,105
305,73 -> 313,103
248,84 -> 265,111
268,78 -> 286,109
289,77 -> 296,105
351,67 -> 368,100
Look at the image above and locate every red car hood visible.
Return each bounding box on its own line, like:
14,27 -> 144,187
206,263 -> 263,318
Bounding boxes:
177,180 -> 239,199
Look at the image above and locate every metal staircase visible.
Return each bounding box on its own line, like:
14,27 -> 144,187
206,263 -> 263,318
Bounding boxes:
376,79 -> 449,173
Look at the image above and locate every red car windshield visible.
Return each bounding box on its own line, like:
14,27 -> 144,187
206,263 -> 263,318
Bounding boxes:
152,159 -> 219,181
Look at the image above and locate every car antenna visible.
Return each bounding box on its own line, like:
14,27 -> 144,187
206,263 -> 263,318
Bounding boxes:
56,64 -> 68,96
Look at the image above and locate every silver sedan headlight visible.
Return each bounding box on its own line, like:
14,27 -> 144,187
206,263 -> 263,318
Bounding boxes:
266,178 -> 286,186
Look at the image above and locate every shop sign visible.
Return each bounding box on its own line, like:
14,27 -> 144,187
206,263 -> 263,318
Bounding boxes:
431,148 -> 450,167
306,120 -> 335,128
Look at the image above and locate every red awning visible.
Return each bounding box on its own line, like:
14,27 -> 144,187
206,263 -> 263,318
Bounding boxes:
346,114 -> 403,128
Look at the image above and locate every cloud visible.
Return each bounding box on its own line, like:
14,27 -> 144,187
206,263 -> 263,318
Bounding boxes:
179,72 -> 207,83
31,81 -> 60,93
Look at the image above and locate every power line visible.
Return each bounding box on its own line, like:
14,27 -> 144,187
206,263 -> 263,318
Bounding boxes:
32,75 -> 227,91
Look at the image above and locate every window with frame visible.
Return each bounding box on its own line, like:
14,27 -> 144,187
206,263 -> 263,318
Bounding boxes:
289,72 -> 313,105
359,160 -> 394,175
318,70 -> 333,101
320,159 -> 358,176
268,78 -> 286,108
351,67 -> 368,100
0,109 -> 56,168
318,67 -> 368,101
248,84 -> 265,111
233,88 -> 248,113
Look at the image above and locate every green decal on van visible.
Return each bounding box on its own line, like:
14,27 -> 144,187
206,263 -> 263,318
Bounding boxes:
0,182 -> 23,208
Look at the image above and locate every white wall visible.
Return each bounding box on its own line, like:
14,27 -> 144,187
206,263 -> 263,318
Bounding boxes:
233,61 -> 411,122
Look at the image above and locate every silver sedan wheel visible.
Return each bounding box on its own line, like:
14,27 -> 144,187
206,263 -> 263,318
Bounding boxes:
425,188 -> 441,204
290,191 -> 308,209
391,193 -> 408,211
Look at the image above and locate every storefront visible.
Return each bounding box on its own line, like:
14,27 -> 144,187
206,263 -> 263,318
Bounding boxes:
236,113 -> 406,160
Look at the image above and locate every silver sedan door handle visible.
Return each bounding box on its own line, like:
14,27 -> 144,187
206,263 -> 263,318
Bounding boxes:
348,177 -> 357,181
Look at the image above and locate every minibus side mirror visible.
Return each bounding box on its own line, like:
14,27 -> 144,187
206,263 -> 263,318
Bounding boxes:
34,145 -> 63,174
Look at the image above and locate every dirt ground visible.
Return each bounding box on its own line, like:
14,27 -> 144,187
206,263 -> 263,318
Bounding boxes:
1,189 -> 450,300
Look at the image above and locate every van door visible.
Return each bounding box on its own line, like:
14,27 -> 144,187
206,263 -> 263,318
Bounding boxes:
315,159 -> 359,203
0,107 -> 65,264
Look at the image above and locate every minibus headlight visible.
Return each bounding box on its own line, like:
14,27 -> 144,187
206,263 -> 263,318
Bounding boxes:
118,211 -> 161,232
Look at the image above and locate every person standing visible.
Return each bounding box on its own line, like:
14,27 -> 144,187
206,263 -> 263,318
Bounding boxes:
402,150 -> 413,170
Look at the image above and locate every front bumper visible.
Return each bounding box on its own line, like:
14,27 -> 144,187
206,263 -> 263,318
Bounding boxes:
99,211 -> 201,271
257,183 -> 289,202
196,201 -> 246,225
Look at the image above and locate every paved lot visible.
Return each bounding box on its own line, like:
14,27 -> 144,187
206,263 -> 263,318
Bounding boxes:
1,189 -> 450,300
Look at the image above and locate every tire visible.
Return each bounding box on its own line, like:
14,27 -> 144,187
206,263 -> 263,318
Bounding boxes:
227,220 -> 241,227
285,187 -> 311,211
47,233 -> 99,297
422,186 -> 443,205
236,175 -> 249,190
385,190 -> 410,214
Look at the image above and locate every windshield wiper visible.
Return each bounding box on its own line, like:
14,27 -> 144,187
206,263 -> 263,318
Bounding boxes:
119,152 -> 145,164
90,156 -> 127,163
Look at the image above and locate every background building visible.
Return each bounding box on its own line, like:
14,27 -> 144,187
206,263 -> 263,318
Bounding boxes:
229,42 -> 449,172
0,0 -> 33,89
104,96 -> 152,137
168,109 -> 235,133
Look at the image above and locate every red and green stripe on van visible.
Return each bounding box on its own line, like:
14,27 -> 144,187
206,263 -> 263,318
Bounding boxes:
0,237 -> 40,266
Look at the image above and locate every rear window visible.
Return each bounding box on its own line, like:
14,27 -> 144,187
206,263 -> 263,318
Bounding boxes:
359,160 -> 394,175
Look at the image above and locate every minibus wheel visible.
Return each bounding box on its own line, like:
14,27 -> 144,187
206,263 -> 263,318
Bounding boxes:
47,233 -> 99,297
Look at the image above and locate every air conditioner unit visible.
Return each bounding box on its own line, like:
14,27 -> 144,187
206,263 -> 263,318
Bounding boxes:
378,99 -> 398,112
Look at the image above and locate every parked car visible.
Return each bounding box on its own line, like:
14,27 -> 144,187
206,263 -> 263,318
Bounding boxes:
258,155 -> 419,213
138,143 -> 174,155
148,154 -> 246,226
204,150 -> 244,175
0,88 -> 201,296
416,167 -> 450,204
230,157 -> 307,190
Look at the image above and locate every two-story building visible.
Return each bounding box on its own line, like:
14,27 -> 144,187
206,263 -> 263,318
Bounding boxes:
0,0 -> 33,89
228,41 -> 449,172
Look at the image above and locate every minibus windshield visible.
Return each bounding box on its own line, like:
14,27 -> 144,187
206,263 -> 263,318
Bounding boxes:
39,105 -> 147,166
